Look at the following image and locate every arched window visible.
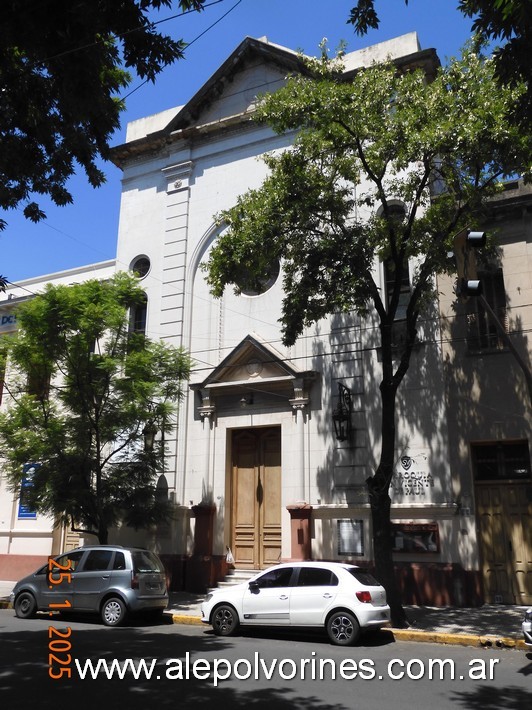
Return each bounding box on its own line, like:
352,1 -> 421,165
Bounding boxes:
384,258 -> 410,321
378,201 -> 410,321
130,293 -> 148,335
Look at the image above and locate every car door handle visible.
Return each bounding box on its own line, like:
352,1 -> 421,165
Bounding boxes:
323,593 -> 333,598
279,594 -> 288,600
102,575 -> 110,579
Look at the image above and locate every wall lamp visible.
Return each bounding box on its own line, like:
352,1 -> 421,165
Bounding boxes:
332,383 -> 352,441
143,422 -> 158,451
240,393 -> 254,408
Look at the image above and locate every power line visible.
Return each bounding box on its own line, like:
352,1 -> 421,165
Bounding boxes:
122,0 -> 244,100
185,323 -> 532,376
27,0 -> 228,67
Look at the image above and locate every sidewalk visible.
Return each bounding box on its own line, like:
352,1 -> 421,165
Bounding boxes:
1,581 -> 528,650
164,591 -> 528,650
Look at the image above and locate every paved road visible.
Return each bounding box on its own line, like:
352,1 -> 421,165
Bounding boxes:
1,609 -> 531,709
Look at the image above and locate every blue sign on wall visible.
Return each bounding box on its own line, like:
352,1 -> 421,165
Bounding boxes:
0,313 -> 17,333
17,463 -> 40,519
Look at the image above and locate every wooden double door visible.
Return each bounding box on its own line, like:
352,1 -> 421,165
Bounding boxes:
476,482 -> 532,604
231,427 -> 282,570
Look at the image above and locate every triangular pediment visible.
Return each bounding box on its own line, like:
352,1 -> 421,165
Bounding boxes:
112,34 -> 438,165
112,38 -> 310,164
165,37 -> 308,133
192,334 -> 315,394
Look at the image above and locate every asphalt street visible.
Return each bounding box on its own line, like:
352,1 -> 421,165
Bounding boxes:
0,609 -> 531,709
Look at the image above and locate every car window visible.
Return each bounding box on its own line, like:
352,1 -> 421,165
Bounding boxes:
54,550 -> 84,572
113,551 -> 126,570
132,550 -> 164,574
255,567 -> 294,588
296,568 -> 338,587
347,569 -> 381,586
81,550 -> 113,572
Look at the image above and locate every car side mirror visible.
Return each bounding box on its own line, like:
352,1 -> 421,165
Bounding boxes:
249,581 -> 260,594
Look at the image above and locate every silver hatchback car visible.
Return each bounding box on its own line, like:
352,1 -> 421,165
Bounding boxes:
10,545 -> 168,626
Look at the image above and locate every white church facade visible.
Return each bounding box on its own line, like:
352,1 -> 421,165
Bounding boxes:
1,33 -> 530,605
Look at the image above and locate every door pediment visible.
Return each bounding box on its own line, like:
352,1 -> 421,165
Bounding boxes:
190,334 -> 317,411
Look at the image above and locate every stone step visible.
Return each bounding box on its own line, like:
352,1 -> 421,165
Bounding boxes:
225,568 -> 258,579
209,568 -> 259,593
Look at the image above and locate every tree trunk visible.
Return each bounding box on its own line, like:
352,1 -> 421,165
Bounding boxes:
367,345 -> 408,628
368,480 -> 407,627
98,523 -> 108,545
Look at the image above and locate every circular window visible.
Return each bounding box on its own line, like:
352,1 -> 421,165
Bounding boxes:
377,201 -> 406,222
131,256 -> 151,279
239,259 -> 280,297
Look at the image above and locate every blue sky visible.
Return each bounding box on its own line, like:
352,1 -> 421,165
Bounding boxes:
2,0 -> 477,283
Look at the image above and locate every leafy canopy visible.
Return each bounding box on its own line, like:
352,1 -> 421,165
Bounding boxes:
0,272 -> 191,542
205,45 -> 531,348
205,44 -> 531,628
0,1 -> 206,230
347,1 -> 532,127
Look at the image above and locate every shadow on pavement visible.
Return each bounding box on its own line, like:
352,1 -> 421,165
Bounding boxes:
451,685 -> 532,709
0,616 -> 348,710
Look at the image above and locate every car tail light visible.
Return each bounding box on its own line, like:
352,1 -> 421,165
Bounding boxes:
131,573 -> 139,589
356,590 -> 372,603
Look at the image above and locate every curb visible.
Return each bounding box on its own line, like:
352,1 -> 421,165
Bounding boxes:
2,602 -> 528,650
170,613 -> 204,626
167,613 -> 527,651
390,628 -> 527,651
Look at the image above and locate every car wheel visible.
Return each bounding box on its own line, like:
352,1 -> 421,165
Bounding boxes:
212,604 -> 239,636
326,610 -> 360,646
101,597 -> 127,627
14,591 -> 37,619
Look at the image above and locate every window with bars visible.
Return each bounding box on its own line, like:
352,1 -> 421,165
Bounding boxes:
466,267 -> 507,352
472,440 -> 531,481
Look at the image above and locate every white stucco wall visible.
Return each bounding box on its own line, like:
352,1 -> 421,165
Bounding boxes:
110,34 -> 466,572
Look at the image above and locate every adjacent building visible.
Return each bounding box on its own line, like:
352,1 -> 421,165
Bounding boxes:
438,180 -> 532,605
0,261 -> 116,581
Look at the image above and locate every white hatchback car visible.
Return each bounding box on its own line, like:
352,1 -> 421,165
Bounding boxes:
201,561 -> 390,646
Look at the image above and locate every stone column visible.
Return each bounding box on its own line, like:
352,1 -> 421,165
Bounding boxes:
289,377 -> 310,501
198,389 -> 216,494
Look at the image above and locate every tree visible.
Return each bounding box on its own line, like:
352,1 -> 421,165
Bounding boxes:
0,272 -> 191,544
204,46 -> 532,625
0,0 -> 206,230
347,1 -> 532,127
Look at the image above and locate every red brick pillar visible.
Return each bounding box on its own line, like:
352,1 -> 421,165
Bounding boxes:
287,504 -> 312,560
191,504 -> 216,556
185,504 -> 217,592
